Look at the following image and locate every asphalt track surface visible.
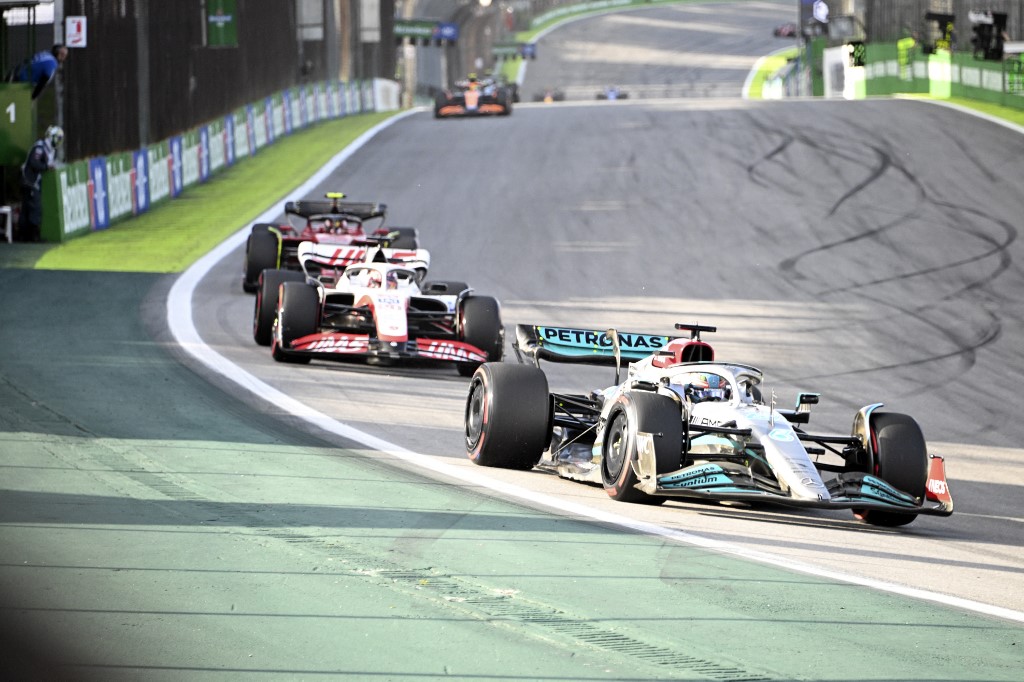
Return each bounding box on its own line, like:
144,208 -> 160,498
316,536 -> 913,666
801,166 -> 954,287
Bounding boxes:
3,2 -> 1024,680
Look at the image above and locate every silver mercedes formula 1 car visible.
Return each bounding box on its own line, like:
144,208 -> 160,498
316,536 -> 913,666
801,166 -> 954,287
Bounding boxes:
464,323 -> 954,527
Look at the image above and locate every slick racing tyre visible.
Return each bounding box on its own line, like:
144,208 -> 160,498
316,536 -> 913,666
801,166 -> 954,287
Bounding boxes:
242,225 -> 279,293
271,282 -> 319,364
855,412 -> 929,527
388,227 -> 419,250
601,391 -> 682,504
465,363 -> 550,470
253,269 -> 304,346
421,280 -> 469,295
499,90 -> 512,115
457,295 -> 503,377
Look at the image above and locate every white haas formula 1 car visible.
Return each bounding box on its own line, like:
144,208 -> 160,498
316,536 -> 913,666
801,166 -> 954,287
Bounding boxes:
465,323 -> 954,527
253,238 -> 503,375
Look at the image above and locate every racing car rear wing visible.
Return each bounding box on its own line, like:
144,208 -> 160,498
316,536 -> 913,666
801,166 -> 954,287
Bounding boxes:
296,241 -> 428,273
513,324 -> 678,367
285,200 -> 387,221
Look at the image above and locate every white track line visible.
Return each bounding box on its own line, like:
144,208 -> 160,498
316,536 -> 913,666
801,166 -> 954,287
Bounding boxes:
166,110 -> 1024,626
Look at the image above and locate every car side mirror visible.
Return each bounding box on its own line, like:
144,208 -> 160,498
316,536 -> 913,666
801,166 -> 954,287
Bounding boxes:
796,392 -> 820,415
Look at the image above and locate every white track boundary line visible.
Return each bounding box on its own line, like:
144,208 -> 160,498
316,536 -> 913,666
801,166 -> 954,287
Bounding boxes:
166,110 -> 1024,626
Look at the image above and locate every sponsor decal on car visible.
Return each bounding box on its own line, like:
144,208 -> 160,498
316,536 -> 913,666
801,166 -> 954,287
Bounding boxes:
538,327 -> 670,352
295,333 -> 370,353
925,457 -> 953,504
861,475 -> 917,506
417,339 -> 486,363
659,463 -> 727,487
314,246 -> 367,264
691,416 -> 726,427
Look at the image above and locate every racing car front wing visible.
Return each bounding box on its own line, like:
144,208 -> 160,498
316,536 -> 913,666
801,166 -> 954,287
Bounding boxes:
633,435 -> 954,517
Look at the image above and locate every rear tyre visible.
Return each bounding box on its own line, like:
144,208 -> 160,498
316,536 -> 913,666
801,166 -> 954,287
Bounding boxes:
388,227 -> 418,250
421,280 -> 470,295
242,226 -> 279,293
271,282 -> 319,364
253,269 -> 304,346
457,295 -> 503,377
855,412 -> 929,527
465,363 -> 550,469
601,392 -> 682,504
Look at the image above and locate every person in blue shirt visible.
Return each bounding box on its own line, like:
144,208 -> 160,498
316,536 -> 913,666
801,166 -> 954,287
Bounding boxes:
15,44 -> 68,99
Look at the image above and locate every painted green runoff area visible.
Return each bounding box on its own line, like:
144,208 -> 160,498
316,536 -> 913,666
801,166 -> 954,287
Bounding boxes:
1,270 -> 1021,678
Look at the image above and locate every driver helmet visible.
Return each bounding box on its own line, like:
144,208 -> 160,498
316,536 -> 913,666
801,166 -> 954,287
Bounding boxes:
686,373 -> 730,403
45,125 -> 64,149
351,269 -> 383,288
385,271 -> 401,290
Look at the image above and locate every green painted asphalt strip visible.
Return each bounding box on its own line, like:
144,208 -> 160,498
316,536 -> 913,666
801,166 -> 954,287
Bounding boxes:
3,279 -> 1023,677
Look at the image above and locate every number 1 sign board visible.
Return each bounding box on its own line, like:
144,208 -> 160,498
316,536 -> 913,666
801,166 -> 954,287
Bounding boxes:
0,83 -> 34,166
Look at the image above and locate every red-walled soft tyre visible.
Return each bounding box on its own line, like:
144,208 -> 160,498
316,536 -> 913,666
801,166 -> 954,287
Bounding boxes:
601,391 -> 682,504
253,269 -> 303,346
465,363 -> 549,470
271,282 -> 319,364
457,296 -> 503,377
855,412 -> 929,527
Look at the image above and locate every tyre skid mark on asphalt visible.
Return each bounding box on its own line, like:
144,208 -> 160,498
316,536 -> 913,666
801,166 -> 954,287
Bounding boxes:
743,115 -> 1013,392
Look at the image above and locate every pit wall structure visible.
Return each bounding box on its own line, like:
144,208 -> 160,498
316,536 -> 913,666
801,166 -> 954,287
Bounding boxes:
41,79 -> 402,243
806,40 -> 1024,109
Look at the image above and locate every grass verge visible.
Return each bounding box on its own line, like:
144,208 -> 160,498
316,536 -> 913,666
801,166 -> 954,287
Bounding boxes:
10,111 -> 399,273
942,97 -> 1024,127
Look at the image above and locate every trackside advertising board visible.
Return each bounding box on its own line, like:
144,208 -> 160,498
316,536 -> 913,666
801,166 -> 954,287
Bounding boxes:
41,79 -> 386,242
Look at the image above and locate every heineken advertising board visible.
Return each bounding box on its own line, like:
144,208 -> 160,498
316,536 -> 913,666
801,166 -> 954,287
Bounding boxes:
206,0 -> 238,47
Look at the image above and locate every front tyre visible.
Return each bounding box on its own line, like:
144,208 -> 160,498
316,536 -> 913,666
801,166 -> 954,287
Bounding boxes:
271,282 -> 319,364
855,412 -> 929,527
422,280 -> 470,295
601,392 -> 682,504
465,363 -> 550,470
253,269 -> 304,346
457,295 -> 503,377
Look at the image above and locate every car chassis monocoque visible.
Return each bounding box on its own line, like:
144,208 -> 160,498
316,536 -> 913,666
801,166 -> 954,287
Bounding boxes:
465,323 -> 954,527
